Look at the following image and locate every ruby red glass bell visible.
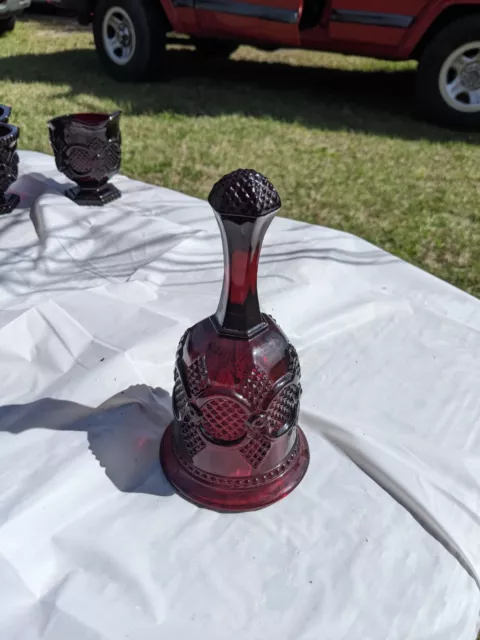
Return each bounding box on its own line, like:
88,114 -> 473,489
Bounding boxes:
160,169 -> 309,511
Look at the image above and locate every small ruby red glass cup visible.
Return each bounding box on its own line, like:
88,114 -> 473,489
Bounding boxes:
160,169 -> 310,512
0,105 -> 12,124
48,111 -> 122,206
0,123 -> 20,215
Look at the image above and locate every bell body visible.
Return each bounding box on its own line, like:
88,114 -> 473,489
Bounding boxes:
160,169 -> 309,511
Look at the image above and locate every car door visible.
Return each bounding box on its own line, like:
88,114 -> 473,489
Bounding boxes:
328,0 -> 429,46
195,0 -> 304,47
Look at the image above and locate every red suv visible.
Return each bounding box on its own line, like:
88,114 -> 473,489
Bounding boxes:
68,0 -> 480,128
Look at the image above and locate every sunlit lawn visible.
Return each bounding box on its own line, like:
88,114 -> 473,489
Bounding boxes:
2,14 -> 480,296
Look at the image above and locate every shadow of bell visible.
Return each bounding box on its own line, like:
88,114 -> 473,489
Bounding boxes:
0,384 -> 175,498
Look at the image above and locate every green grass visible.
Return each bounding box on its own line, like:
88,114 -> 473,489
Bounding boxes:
3,15 -> 480,296
4,18 -> 480,639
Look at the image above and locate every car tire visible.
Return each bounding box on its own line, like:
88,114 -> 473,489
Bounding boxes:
0,16 -> 16,36
416,16 -> 480,129
192,38 -> 238,59
93,0 -> 167,82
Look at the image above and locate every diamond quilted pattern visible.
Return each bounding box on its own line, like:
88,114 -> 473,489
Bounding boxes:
104,142 -> 121,170
240,435 -> 271,469
67,146 -> 91,174
208,169 -> 281,218
288,343 -> 301,379
173,370 -> 187,419
241,366 -> 271,411
0,151 -> 18,192
175,330 -> 188,361
202,397 -> 247,442
181,421 -> 206,458
185,356 -> 209,396
265,384 -> 299,436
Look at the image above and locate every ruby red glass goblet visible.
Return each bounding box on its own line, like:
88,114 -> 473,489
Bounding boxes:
0,123 -> 20,214
160,169 -> 310,512
48,111 -> 122,206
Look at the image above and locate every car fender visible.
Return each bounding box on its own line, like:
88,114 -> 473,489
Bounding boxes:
398,0 -> 480,57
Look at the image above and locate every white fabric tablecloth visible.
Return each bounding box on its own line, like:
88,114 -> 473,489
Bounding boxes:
0,151 -> 479,640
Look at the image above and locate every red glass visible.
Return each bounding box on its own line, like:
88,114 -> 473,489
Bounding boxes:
0,123 -> 20,215
47,111 -> 122,206
0,105 -> 12,124
160,169 -> 309,512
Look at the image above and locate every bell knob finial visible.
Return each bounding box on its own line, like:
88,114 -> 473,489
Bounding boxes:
208,168 -> 281,218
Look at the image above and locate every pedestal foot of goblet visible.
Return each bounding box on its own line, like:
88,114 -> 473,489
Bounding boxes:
160,422 -> 310,513
0,192 -> 20,214
66,183 -> 121,207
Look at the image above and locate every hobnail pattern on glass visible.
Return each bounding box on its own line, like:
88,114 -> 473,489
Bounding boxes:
181,421 -> 206,458
240,435 -> 272,469
174,434 -> 300,489
161,169 -> 309,511
241,366 -> 271,411
185,356 -> 210,397
201,397 -> 248,442
208,168 -> 281,218
265,384 -> 300,437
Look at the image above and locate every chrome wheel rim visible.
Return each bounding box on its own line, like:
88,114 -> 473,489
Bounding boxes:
102,7 -> 136,66
439,41 -> 480,113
